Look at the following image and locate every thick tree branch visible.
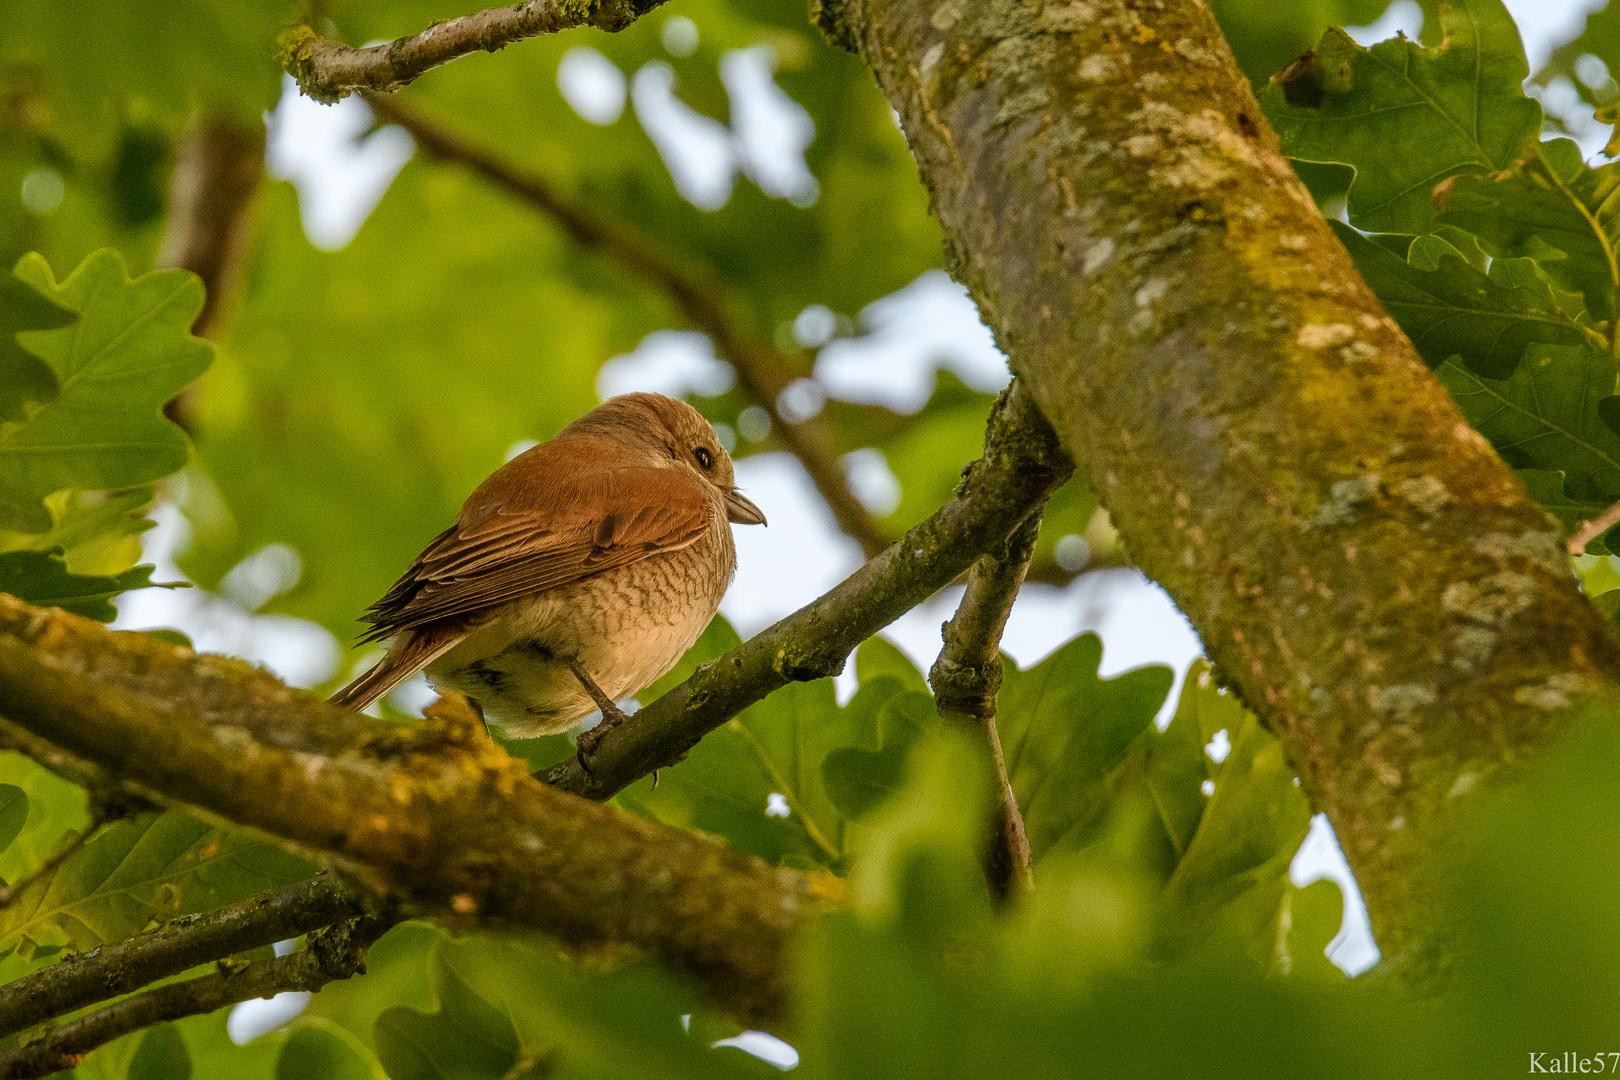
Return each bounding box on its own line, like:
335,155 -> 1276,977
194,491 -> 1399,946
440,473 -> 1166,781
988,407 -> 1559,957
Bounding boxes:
930,512 -> 1040,901
0,873 -> 369,1040
819,0 -> 1620,978
0,913 -> 391,1079
280,0 -> 671,104
0,606 -> 827,1027
542,380 -> 1073,799
361,90 -> 894,560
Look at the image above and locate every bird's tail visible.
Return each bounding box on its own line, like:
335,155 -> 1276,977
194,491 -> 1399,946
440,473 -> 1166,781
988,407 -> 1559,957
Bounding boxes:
330,630 -> 464,711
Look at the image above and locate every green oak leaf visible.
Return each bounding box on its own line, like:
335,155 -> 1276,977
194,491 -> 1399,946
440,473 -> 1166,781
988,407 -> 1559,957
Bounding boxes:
1442,139 -> 1620,323
0,786 -> 28,859
374,952 -> 523,1080
70,1022 -> 194,1080
0,548 -> 183,622
1333,220 -> 1595,377
0,488 -> 157,580
1280,877 -> 1352,981
276,1021 -> 388,1080
0,271 -> 77,424
822,686 -> 938,822
618,674 -> 897,871
1262,0 -> 1542,233
1208,0 -> 1398,87
376,935 -> 771,1080
0,250 -> 211,532
620,630 -> 930,871
852,634 -> 930,697
1438,344 -> 1620,508
996,634 -> 1174,864
0,752 -> 89,893
1157,665 -> 1323,970
0,811 -> 314,961
846,733 -> 996,946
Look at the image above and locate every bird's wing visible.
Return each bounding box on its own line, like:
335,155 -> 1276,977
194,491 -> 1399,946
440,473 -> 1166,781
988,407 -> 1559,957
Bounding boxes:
357,458 -> 713,640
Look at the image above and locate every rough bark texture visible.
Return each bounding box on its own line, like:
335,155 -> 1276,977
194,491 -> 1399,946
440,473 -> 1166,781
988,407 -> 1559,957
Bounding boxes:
817,0 -> 1620,976
0,597 -> 829,1026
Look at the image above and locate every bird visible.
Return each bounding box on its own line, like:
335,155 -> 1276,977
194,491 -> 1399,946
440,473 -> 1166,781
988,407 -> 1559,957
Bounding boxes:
329,392 -> 766,754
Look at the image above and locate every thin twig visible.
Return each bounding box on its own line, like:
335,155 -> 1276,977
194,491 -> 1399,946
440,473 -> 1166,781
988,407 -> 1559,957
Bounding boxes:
279,0 -> 672,104
0,873 -> 371,1040
1568,497 -> 1620,555
156,113 -> 265,433
0,913 -> 393,1079
930,511 -> 1040,901
542,379 -> 1073,799
360,90 -> 895,560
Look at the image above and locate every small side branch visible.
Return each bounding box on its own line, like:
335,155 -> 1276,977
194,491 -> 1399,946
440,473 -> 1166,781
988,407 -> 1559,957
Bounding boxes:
1568,497 -> 1620,555
0,914 -> 391,1080
0,873 -> 370,1040
544,380 -> 1072,800
930,511 -> 1040,901
280,0 -> 671,104
360,91 -> 895,560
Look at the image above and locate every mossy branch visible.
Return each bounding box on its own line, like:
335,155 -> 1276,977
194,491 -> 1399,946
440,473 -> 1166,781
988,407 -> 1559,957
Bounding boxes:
0,601 -> 830,1027
0,873 -> 372,1041
279,0 -> 671,104
0,913 -> 392,1079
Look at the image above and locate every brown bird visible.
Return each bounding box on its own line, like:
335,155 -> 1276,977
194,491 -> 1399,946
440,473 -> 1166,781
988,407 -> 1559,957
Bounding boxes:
330,393 -> 765,750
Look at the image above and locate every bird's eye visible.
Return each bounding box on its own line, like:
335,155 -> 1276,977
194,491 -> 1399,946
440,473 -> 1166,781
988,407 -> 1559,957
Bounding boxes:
694,447 -> 713,470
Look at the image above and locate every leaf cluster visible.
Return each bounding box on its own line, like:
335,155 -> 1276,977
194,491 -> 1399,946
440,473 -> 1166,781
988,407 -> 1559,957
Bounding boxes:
1262,0 -> 1620,552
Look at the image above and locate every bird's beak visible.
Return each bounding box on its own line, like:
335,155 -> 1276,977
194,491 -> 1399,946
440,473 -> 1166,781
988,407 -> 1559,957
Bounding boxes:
725,488 -> 767,526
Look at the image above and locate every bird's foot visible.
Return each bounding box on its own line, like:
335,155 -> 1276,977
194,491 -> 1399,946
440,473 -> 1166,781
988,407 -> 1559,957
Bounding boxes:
574,700 -> 631,762
566,659 -> 631,772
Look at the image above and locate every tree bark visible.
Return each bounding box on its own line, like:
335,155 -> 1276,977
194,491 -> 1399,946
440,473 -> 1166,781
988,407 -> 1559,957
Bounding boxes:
0,596 -> 825,1027
817,0 -> 1620,978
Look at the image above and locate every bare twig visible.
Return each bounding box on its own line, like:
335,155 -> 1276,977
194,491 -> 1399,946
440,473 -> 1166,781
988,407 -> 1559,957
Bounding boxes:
542,380 -> 1073,799
0,913 -> 392,1079
1568,498 -> 1620,555
156,113 -> 264,431
360,90 -> 895,560
156,115 -> 264,342
279,0 -> 672,104
0,873 -> 370,1040
929,512 -> 1040,901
